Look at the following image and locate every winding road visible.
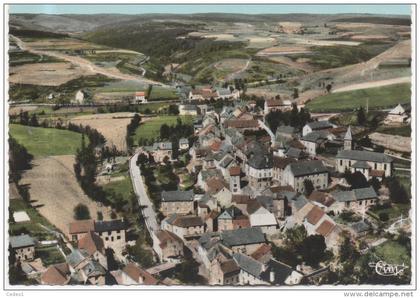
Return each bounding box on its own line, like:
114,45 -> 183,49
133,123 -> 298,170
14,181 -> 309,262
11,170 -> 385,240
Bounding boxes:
11,35 -> 163,86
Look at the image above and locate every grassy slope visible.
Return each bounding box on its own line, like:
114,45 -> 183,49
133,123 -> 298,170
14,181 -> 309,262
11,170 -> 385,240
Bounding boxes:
10,124 -> 83,157
134,115 -> 193,142
306,83 -> 411,112
9,199 -> 56,241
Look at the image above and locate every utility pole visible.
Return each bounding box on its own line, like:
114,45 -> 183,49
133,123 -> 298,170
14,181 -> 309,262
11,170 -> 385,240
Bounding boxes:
366,97 -> 369,114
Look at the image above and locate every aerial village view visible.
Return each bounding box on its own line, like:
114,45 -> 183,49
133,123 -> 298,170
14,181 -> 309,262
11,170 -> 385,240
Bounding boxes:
6,3 -> 414,289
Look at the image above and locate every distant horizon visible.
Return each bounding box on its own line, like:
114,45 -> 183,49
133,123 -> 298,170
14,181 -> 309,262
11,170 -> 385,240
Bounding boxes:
8,4 -> 412,16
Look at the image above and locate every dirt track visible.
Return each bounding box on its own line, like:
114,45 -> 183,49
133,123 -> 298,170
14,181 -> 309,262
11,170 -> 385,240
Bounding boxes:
21,155 -> 110,234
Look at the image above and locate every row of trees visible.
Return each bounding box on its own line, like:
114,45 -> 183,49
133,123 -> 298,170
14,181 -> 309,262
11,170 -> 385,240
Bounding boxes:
265,103 -> 312,133
126,113 -> 141,149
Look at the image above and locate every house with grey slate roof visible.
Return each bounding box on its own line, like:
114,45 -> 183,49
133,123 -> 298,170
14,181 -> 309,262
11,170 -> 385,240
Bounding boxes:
302,120 -> 336,136
233,253 -> 301,285
335,150 -> 393,180
245,146 -> 274,190
10,234 -> 36,261
220,227 -> 266,254
140,141 -> 173,163
330,186 -> 379,214
160,190 -> 195,216
282,160 -> 329,193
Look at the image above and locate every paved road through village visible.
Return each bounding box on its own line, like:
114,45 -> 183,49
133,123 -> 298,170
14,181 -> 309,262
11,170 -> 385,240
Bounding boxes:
129,152 -> 159,238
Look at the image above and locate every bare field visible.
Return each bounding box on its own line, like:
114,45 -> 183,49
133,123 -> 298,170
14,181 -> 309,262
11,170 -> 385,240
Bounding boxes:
23,38 -> 106,51
70,113 -> 135,152
369,132 -> 411,153
9,62 -> 88,86
21,155 -> 110,235
9,105 -> 38,116
266,56 -> 314,73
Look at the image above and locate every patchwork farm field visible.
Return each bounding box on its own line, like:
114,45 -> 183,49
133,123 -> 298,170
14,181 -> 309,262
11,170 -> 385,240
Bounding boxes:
306,83 -> 411,112
134,115 -> 194,142
9,124 -> 83,157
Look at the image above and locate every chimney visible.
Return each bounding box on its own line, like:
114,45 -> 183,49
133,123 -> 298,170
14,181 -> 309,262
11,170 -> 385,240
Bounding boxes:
270,270 -> 275,283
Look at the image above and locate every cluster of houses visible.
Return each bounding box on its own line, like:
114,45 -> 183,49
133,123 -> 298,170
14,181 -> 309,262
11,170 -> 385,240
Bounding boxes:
9,218 -> 164,286
131,97 -> 397,285
10,94 -> 405,286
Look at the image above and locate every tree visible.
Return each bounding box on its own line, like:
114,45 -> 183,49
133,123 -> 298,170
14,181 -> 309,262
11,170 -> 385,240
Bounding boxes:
344,171 -> 369,189
293,88 -> 299,99
326,84 -> 332,93
369,177 -> 381,192
384,177 -> 409,204
127,235 -> 154,267
357,107 -> 366,126
303,179 -> 314,196
136,153 -> 149,166
74,203 -> 91,220
30,114 -> 39,127
300,235 -> 327,267
339,234 -> 360,263
8,136 -> 33,183
168,104 -> 179,115
176,254 -> 200,284
284,224 -> 307,250
160,124 -> 170,140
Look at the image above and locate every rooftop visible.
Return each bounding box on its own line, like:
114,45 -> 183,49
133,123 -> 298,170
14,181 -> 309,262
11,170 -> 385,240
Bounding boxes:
289,160 -> 328,177
94,219 -> 127,233
336,150 -> 393,163
10,234 -> 35,248
221,227 -> 265,247
161,190 -> 194,202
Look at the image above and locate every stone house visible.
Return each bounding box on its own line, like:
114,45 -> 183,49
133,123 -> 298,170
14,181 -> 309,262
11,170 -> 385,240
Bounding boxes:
273,156 -> 297,183
161,214 -> 205,239
66,249 -> 106,285
384,104 -> 409,124
94,219 -> 127,252
119,262 -> 158,285
142,142 -> 173,163
302,121 -> 335,136
68,219 -> 95,242
330,186 -> 379,214
217,206 -> 246,231
220,227 -> 266,255
247,201 -> 278,235
207,177 -> 232,208
246,153 -> 273,190
10,234 -> 35,262
160,190 -> 195,216
153,230 -> 184,263
264,99 -> 283,114
229,166 -> 241,194
282,160 -> 329,193
41,263 -> 71,285
68,219 -> 127,255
